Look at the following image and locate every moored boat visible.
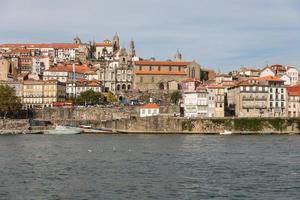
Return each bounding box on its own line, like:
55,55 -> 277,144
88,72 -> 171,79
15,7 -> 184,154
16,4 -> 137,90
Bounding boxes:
46,126 -> 83,135
220,130 -> 233,135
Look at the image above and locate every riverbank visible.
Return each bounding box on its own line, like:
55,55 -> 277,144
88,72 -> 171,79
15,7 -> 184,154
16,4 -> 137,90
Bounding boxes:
1,115 -> 300,135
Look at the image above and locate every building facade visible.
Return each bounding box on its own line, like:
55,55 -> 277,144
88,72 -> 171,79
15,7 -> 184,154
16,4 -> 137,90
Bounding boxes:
133,60 -> 201,92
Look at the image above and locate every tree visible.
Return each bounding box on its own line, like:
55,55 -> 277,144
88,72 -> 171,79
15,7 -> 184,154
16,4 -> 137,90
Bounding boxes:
170,90 -> 182,104
0,85 -> 22,118
105,92 -> 117,103
76,89 -> 105,106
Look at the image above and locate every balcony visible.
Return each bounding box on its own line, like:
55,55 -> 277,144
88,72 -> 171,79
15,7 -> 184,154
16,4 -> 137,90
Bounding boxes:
255,97 -> 267,101
242,97 -> 254,101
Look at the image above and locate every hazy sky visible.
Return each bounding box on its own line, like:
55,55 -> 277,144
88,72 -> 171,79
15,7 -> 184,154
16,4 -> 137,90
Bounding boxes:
1,0 -> 299,71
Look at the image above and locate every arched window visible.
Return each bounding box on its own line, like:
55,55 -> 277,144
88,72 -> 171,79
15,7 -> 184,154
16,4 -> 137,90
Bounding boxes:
191,68 -> 195,78
122,84 -> 126,90
127,85 -> 131,90
116,85 -> 120,91
159,82 -> 164,90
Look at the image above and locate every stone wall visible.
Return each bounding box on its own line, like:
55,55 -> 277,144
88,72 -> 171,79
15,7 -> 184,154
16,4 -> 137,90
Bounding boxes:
34,106 -> 179,121
0,119 -> 29,131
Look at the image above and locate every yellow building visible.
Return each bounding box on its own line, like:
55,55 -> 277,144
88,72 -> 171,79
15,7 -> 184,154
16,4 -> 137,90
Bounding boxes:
23,80 -> 66,108
43,80 -> 66,107
0,58 -> 17,81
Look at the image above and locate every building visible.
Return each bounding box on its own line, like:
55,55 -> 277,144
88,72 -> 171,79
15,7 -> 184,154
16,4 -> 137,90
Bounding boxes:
0,58 -> 17,81
207,85 -> 225,117
258,76 -> 286,117
133,59 -> 201,92
227,79 -> 269,117
115,48 -> 133,93
66,79 -> 102,98
95,41 -> 113,60
140,103 -> 160,117
228,76 -> 286,117
181,79 -> 209,117
286,85 -> 300,117
22,80 -> 66,108
286,66 -> 299,85
43,80 -> 66,107
43,64 -> 90,82
239,67 -> 260,77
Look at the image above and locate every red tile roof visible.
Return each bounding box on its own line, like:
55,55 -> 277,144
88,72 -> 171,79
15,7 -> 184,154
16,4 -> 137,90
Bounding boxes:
0,43 -> 80,49
46,64 -> 91,73
135,60 -> 191,66
256,75 -> 283,81
134,70 -> 187,75
96,42 -> 112,47
207,84 -> 225,89
286,86 -> 300,96
142,103 -> 159,109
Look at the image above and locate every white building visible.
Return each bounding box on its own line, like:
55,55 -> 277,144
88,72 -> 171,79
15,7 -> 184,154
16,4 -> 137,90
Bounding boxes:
43,64 -> 89,83
95,41 -> 113,60
286,66 -> 299,85
260,67 -> 275,77
140,103 -> 160,117
280,74 -> 291,86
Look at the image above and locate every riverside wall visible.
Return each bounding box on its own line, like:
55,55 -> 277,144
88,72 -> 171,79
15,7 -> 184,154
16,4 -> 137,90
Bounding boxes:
0,119 -> 30,134
2,108 -> 300,134
34,108 -> 300,134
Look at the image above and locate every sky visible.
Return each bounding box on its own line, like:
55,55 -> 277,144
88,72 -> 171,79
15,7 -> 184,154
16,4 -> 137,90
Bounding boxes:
0,0 -> 300,72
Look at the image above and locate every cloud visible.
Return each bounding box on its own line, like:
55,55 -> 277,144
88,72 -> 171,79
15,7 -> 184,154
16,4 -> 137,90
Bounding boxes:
1,0 -> 300,71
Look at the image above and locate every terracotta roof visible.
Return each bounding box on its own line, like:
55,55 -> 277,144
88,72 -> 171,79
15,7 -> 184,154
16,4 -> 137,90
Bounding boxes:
141,103 -> 159,109
0,43 -> 80,49
76,79 -> 101,86
46,64 -> 90,73
10,48 -> 32,54
286,86 -> 300,96
96,42 -> 112,47
134,70 -> 187,75
135,60 -> 191,66
206,84 -> 225,89
256,75 -> 283,82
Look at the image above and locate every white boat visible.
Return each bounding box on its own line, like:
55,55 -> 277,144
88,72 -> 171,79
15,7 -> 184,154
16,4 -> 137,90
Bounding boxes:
46,126 -> 83,135
220,130 -> 233,135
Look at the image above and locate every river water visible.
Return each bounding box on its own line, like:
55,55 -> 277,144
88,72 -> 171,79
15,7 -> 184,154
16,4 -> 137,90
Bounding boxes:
0,135 -> 299,200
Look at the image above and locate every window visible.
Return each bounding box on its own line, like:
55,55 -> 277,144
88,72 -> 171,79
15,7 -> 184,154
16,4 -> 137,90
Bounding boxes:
270,102 -> 273,107
139,66 -> 142,71
151,77 -> 154,83
149,66 -> 152,71
140,77 -> 143,83
169,66 -> 172,71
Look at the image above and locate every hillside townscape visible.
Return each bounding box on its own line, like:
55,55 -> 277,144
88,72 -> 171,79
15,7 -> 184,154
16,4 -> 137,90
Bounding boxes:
0,34 -> 299,119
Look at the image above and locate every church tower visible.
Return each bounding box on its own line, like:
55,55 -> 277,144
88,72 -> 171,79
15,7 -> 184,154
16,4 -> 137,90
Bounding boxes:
74,36 -> 82,44
112,32 -> 120,53
174,49 -> 182,61
129,39 -> 136,58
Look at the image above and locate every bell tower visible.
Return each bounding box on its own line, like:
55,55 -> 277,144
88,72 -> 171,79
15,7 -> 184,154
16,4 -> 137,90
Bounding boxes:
112,32 -> 120,53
